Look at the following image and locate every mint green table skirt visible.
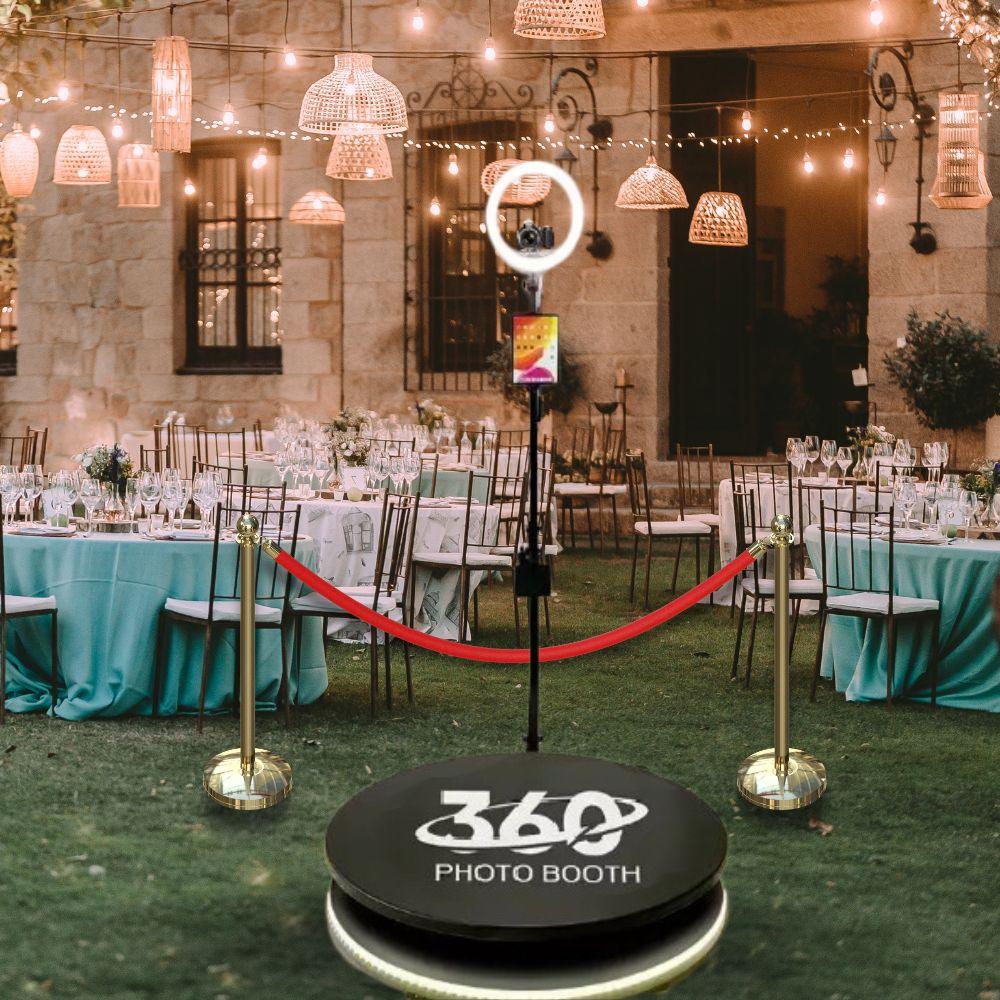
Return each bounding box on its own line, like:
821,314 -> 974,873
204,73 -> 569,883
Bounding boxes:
2,533 -> 327,720
804,529 -> 1000,712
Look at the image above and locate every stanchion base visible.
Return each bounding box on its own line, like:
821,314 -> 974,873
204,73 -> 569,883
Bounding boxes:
736,748 -> 827,811
203,748 -> 292,811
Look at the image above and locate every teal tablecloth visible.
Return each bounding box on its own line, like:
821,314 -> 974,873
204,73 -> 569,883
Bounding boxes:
804,526 -> 1000,712
2,532 -> 327,719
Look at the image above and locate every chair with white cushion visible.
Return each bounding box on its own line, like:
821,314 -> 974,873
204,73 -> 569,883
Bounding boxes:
291,492 -> 416,717
1,520 -> 59,723
677,443 -> 720,530
731,488 -> 824,688
153,499 -> 301,730
554,427 -> 627,553
815,503 -> 940,706
625,450 -> 713,610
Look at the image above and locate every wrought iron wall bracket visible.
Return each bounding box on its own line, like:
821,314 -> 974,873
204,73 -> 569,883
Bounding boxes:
868,41 -> 937,255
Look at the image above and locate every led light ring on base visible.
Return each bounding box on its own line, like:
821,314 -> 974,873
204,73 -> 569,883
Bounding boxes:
324,754 -> 729,998
484,159 -> 585,276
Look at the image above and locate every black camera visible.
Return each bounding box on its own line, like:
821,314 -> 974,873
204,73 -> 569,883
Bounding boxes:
515,220 -> 555,253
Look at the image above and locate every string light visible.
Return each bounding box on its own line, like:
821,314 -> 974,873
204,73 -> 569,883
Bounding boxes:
484,0 -> 497,60
429,195 -> 442,215
253,145 -> 268,169
544,111 -> 556,134
222,102 -> 236,126
869,0 -> 884,27
183,176 -> 196,196
875,186 -> 887,206
29,124 -> 41,140
802,150 -> 814,174
741,109 -> 752,132
843,146 -> 855,169
412,4 -> 425,30
636,0 -> 649,7
111,115 -> 125,139
447,152 -> 459,175
282,0 -> 297,65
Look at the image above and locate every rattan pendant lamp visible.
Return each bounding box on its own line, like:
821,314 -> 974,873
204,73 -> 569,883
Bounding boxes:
0,30 -> 39,198
617,55 -> 687,210
151,3 -> 192,153
326,132 -> 393,180
514,0 -> 606,39
299,0 -> 408,136
481,145 -> 553,206
688,106 -> 748,246
118,143 -> 161,207
289,189 -> 346,225
929,66 -> 992,210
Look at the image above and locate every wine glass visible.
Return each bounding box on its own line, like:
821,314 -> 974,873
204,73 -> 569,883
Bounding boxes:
819,440 -> 837,482
922,442 -> 941,484
897,479 -> 917,530
20,468 -> 43,522
989,492 -> 1000,528
403,451 -> 422,496
835,446 -> 852,482
124,477 -> 140,524
957,490 -> 979,533
295,444 -> 314,498
313,447 -> 333,493
139,470 -> 162,529
785,437 -> 803,465
788,440 -> 808,477
79,476 -> 102,536
389,455 -> 405,494
802,436 -> 820,476
161,477 -> 183,530
0,470 -> 21,525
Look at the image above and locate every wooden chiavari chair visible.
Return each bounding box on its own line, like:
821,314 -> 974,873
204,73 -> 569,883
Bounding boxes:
155,422 -> 202,478
816,503 -> 940,706
677,444 -> 719,527
195,459 -> 246,488
730,488 -> 823,688
197,427 -> 248,471
253,419 -> 265,452
0,518 -> 60,722
0,433 -> 31,467
153,500 -> 301,729
625,450 -> 713,610
363,435 -> 415,455
26,427 -> 47,470
552,424 -> 593,547
418,454 -> 439,497
554,426 -> 626,551
139,445 -> 168,474
291,491 -> 417,716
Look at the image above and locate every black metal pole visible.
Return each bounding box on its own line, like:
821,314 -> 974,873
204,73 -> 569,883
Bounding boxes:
526,384 -> 541,753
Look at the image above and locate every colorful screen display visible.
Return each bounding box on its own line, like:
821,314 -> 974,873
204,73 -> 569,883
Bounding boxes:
512,314 -> 559,386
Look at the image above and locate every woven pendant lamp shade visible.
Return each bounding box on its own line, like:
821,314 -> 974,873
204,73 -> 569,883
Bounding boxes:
481,159 -> 552,206
299,53 -> 408,136
616,156 -> 688,210
0,123 -> 40,197
289,189 -> 346,225
151,36 -> 193,152
688,191 -> 748,246
929,90 -> 992,209
53,125 -> 112,185
117,143 -> 161,208
513,0 -> 605,38
326,132 -> 393,180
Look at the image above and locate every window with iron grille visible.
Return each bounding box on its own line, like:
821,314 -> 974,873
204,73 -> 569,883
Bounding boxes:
0,192 -> 16,376
405,119 -> 532,392
179,138 -> 282,374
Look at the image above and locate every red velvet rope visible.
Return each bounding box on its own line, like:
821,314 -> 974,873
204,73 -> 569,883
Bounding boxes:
269,546 -> 756,664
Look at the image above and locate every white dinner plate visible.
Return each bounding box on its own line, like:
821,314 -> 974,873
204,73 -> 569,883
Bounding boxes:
9,523 -> 76,537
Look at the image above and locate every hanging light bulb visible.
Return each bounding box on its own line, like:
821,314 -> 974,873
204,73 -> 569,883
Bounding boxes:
483,36 -> 497,61
343,70 -> 358,97
111,115 -> 125,140
252,146 -> 268,170
802,151 -> 815,174
222,101 -> 236,127
741,109 -> 752,133
544,111 -> 556,134
29,124 -> 41,140
843,147 -> 855,170
869,0 -> 884,27
412,4 -> 425,30
283,45 -> 298,67
184,177 -> 196,196
447,152 -> 459,176
875,186 -> 887,206
429,195 -> 442,216
636,0 -> 649,7
57,80 -> 70,102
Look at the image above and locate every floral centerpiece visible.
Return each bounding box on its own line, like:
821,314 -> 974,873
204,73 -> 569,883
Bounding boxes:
73,443 -> 134,495
323,406 -> 373,469
846,423 -> 895,450
959,459 -> 1000,503
415,398 -> 448,433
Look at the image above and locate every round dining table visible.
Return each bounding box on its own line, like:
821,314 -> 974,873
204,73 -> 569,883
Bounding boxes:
804,525 -> 1000,712
2,528 -> 327,720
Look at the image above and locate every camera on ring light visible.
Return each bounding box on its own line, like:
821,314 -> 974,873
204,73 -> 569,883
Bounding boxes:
515,220 -> 555,253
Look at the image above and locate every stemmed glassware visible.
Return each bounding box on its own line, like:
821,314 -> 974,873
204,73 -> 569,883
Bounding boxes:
0,469 -> 21,525
896,479 -> 917,530
139,470 -> 162,531
835,446 -> 852,482
957,490 -> 979,533
803,435 -> 820,477
389,456 -> 405,494
787,440 -> 807,477
819,440 -> 837,481
403,451 -> 422,495
79,477 -> 102,536
923,482 -> 939,533
20,468 -> 43,522
922,442 -> 942,483
161,474 -> 184,530
192,471 -> 220,536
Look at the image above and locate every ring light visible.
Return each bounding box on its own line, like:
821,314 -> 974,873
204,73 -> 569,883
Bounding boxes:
485,160 -> 585,275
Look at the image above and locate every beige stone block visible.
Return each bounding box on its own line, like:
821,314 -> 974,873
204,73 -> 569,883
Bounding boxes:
343,284 -> 402,326
935,250 -> 988,295
284,339 -> 333,375
88,260 -> 120,309
868,251 -> 936,299
283,258 -> 332,302
120,259 -> 173,308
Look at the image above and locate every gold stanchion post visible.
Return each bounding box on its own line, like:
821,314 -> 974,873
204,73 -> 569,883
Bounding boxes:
736,514 -> 827,811
203,514 -> 292,811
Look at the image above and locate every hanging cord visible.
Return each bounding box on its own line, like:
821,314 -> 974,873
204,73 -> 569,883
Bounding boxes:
168,2 -> 174,35
488,0 -> 494,37
14,24 -> 21,118
716,104 -> 723,189
348,0 -> 354,52
115,12 -> 122,116
647,52 -> 654,155
283,0 -> 291,52
61,17 -> 69,87
956,41 -> 963,92
260,49 -> 266,132
225,0 -> 232,106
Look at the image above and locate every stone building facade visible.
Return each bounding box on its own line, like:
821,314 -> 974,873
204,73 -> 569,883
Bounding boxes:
0,0 -> 997,466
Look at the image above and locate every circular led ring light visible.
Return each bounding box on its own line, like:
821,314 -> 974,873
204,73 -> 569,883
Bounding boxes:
485,160 -> 585,275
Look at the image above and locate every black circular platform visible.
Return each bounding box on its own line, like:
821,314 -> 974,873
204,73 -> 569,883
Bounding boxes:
326,754 -> 727,944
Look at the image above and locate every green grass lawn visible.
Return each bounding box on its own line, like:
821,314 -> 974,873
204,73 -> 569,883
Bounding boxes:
1,549 -> 998,1000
